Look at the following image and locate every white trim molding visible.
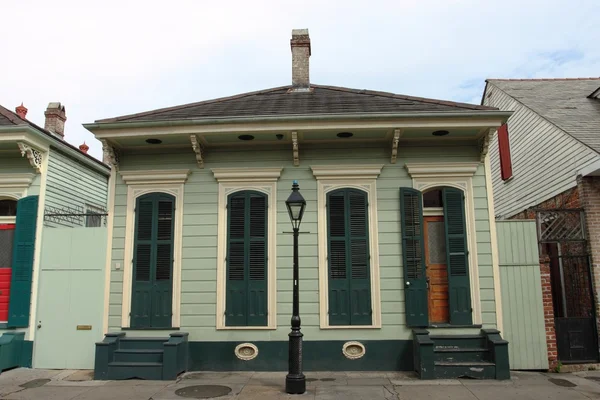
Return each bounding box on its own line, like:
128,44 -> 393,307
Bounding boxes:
0,173 -> 36,200
121,174 -> 186,329
292,131 -> 299,166
311,164 -> 384,181
312,165 -> 383,329
405,161 -> 482,325
235,343 -> 259,360
390,129 -> 402,164
211,167 -> 283,183
119,169 -> 191,185
190,134 -> 204,168
342,341 -> 366,360
17,142 -> 43,174
213,167 -> 280,330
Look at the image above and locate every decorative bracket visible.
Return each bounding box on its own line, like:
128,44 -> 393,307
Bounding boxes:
292,131 -> 299,166
390,129 -> 402,164
17,142 -> 43,173
100,139 -> 120,171
479,128 -> 492,162
190,134 -> 204,168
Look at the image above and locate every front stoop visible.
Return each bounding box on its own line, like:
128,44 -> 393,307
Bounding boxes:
413,329 -> 510,380
94,332 -> 189,380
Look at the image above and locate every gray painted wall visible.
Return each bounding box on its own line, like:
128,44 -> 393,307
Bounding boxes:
484,83 -> 600,218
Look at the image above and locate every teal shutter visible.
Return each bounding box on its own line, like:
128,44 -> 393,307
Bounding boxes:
327,189 -> 371,326
225,191 -> 267,326
399,188 -> 428,327
131,193 -> 174,328
443,188 -> 472,325
8,195 -> 39,328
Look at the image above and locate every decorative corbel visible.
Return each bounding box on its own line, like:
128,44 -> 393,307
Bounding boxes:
292,131 -> 299,166
479,128 -> 492,162
390,129 -> 402,164
17,142 -> 43,173
190,134 -> 205,169
100,139 -> 120,171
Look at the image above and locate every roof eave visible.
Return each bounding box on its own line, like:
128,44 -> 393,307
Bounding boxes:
85,110 -> 513,132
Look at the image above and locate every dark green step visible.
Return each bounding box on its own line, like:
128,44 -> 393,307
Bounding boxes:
434,361 -> 496,379
118,337 -> 168,350
114,349 -> 164,363
434,347 -> 489,363
107,362 -> 163,380
430,335 -> 486,348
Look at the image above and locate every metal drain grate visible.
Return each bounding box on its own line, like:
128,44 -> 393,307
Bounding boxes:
548,378 -> 577,387
19,379 -> 51,389
174,385 -> 232,399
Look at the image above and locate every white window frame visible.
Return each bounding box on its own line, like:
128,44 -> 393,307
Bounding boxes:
120,169 -> 190,329
405,162 -> 482,325
212,167 -> 282,330
0,173 -> 35,224
311,165 -> 383,329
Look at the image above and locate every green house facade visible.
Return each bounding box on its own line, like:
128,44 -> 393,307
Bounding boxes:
87,30 -> 512,379
0,103 -> 110,371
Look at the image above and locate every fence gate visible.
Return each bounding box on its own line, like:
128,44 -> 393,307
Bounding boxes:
537,209 -> 599,363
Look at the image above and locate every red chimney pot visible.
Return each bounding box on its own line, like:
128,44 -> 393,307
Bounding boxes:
79,142 -> 89,154
15,103 -> 28,119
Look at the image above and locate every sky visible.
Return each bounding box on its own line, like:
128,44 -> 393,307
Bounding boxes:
1,0 -> 598,160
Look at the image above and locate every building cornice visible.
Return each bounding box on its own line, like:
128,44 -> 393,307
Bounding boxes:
119,169 -> 191,185
311,165 -> 384,180
211,167 -> 283,182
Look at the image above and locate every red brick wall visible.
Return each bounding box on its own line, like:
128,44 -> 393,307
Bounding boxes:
540,255 -> 558,369
510,187 -> 580,220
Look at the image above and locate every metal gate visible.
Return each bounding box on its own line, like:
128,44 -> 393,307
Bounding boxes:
537,209 -> 599,363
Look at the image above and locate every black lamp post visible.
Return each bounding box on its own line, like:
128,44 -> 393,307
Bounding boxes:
285,180 -> 307,394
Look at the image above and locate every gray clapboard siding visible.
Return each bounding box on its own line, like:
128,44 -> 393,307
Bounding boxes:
108,143 -> 496,340
44,149 -> 108,227
484,84 -> 600,218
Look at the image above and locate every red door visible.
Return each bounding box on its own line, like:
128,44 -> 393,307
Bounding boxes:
0,224 -> 15,322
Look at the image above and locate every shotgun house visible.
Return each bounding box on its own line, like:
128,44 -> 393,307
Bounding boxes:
0,103 -> 110,372
88,30 -> 511,380
483,78 -> 600,368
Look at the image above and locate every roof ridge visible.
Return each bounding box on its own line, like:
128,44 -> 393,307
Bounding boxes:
487,77 -> 600,82
96,85 -> 292,123
0,104 -> 29,125
296,84 -> 495,110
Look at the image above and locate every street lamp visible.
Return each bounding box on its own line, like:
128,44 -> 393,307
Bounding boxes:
285,180 -> 306,394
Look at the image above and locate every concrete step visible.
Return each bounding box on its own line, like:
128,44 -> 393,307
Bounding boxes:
433,347 -> 490,363
107,362 -> 163,380
434,361 -> 496,379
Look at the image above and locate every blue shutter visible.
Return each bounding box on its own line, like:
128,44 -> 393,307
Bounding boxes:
7,196 -> 39,328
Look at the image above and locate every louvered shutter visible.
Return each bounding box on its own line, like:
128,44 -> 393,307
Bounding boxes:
399,188 -> 428,327
443,188 -> 472,325
131,193 -> 174,328
498,124 -> 513,180
225,191 -> 268,326
327,189 -> 371,326
7,196 -> 38,328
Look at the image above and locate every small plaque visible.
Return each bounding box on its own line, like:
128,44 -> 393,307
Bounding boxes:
76,325 -> 92,330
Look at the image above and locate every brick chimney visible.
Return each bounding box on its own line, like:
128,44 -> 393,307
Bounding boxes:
79,142 -> 89,154
290,29 -> 311,89
15,103 -> 28,119
44,102 -> 67,137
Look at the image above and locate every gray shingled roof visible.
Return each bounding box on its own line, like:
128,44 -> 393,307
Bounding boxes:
97,84 -> 495,123
488,78 -> 600,153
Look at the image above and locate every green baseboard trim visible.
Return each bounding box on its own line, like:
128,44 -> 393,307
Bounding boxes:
188,340 -> 413,371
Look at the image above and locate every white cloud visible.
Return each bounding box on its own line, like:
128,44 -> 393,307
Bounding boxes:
1,0 -> 597,159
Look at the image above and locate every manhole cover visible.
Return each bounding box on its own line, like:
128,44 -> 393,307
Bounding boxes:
306,378 -> 318,382
174,385 -> 232,399
320,378 -> 336,382
587,376 -> 600,382
549,378 -> 577,387
20,379 -> 51,389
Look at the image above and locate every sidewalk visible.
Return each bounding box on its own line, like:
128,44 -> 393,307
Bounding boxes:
1,368 -> 600,399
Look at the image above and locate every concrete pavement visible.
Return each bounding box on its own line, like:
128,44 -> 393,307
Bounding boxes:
1,368 -> 600,399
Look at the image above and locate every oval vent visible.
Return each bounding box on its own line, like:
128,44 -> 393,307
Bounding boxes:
234,343 -> 258,361
342,341 -> 366,360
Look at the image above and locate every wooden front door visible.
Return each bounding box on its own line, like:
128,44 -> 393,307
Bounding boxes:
424,216 -> 449,324
131,193 -> 175,329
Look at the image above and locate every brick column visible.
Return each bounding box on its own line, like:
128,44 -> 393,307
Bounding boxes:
577,176 -> 600,333
540,255 -> 558,369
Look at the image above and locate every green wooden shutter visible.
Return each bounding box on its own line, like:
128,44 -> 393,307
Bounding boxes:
226,191 -> 268,326
399,188 -> 428,327
327,189 -> 372,326
8,195 -> 39,328
131,193 -> 174,328
443,188 -> 472,325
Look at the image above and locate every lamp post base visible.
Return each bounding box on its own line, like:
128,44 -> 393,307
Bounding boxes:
285,374 -> 306,394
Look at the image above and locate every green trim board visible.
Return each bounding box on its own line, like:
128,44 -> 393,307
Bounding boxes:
188,340 -> 413,371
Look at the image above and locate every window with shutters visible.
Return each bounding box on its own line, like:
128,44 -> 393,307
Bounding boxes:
213,177 -> 279,330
